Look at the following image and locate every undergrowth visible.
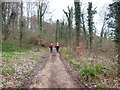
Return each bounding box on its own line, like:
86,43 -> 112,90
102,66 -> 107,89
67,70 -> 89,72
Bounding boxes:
1,42 -> 46,88
2,42 -> 34,52
1,43 -> 34,76
60,48 -> 119,88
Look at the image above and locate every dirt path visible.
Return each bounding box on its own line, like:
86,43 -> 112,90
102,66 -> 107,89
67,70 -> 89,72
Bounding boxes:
23,52 -> 86,88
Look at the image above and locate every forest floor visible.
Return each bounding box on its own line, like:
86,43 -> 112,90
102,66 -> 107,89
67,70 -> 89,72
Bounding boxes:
23,52 -> 86,88
1,43 -> 119,88
60,48 -> 119,88
1,44 -> 47,88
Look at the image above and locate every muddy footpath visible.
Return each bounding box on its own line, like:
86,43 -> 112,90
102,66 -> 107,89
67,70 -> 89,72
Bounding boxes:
23,52 -> 87,88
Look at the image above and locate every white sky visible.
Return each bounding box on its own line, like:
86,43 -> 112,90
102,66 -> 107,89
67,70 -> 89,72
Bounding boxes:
22,0 -> 113,35
47,0 -> 113,35
48,0 -> 74,21
49,0 -> 113,20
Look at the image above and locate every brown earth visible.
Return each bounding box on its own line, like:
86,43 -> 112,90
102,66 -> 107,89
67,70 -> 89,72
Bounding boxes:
23,52 -> 87,88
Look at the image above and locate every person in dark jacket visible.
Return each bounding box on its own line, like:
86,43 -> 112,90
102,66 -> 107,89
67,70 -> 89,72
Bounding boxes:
49,43 -> 53,53
55,42 -> 60,53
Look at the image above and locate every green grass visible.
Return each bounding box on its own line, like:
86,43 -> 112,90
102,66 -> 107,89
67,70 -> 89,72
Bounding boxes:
15,82 -> 23,88
2,43 -> 34,64
0,63 -> 3,68
2,81 -> 7,86
2,54 -> 13,59
96,85 -> 107,88
23,71 -> 31,77
2,65 -> 15,75
60,48 -> 118,88
0,64 -> 3,74
60,48 -> 75,61
1,43 -> 36,76
60,48 -> 73,55
79,62 -> 111,82
69,60 -> 80,69
61,48 -> 111,81
1,42 -> 47,88
18,61 -> 24,65
2,42 -> 34,53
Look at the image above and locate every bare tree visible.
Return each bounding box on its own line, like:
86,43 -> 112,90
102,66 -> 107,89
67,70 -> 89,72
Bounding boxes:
2,2 -> 17,41
63,6 -> 73,46
99,11 -> 108,49
87,2 -> 96,49
37,0 -> 49,32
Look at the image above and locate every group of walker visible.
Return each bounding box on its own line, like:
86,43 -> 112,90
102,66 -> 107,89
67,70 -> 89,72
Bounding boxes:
49,42 -> 60,53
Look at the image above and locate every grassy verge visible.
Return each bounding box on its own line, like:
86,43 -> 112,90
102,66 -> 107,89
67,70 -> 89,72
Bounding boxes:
60,48 -> 119,88
1,42 -> 47,88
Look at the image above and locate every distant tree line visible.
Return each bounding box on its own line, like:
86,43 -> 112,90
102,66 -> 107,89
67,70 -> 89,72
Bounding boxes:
1,0 -> 119,58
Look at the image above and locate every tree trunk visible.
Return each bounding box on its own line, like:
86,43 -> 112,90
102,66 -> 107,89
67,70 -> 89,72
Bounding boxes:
40,5 -> 43,31
0,1 -> 2,35
55,20 -> 59,43
20,1 -> 23,46
81,13 -> 88,48
87,2 -> 96,49
115,2 -> 120,65
74,1 -> 81,46
2,3 -> 10,41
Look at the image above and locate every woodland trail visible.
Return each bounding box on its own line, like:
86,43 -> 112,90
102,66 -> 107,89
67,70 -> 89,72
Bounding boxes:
23,52 -> 86,88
